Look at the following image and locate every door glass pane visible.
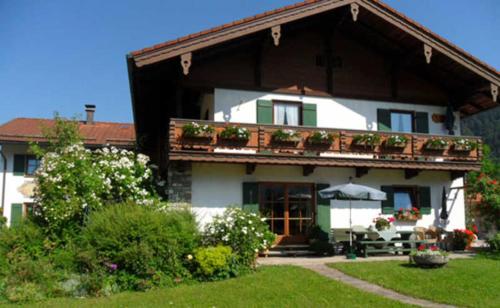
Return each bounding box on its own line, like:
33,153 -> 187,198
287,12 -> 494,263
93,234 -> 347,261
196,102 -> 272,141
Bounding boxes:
288,185 -> 313,236
390,112 -> 412,132
260,185 -> 285,235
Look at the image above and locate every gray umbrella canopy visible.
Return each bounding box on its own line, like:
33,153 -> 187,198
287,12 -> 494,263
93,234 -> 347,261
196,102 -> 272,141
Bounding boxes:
319,182 -> 387,249
319,183 -> 386,201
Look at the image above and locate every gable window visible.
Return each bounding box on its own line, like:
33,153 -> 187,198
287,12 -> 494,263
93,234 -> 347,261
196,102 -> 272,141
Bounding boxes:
390,111 -> 413,133
273,101 -> 301,126
13,154 -> 40,176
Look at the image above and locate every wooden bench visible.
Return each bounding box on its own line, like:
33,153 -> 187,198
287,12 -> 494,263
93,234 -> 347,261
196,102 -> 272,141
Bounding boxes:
358,239 -> 428,258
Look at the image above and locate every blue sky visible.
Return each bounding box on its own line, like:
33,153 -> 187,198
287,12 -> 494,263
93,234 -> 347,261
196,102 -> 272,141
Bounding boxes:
0,0 -> 498,124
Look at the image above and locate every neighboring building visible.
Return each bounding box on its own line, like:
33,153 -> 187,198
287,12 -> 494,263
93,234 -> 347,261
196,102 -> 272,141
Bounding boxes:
127,0 -> 499,244
0,105 -> 135,226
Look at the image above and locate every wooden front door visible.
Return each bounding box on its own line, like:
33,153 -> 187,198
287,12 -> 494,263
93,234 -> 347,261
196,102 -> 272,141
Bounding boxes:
259,183 -> 314,244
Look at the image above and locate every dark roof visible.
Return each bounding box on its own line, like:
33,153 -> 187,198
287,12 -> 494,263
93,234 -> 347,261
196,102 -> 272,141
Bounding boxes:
0,118 -> 135,148
129,0 -> 499,80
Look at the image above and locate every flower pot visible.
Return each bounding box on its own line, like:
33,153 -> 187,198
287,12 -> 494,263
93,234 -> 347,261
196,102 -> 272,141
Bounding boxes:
413,254 -> 449,268
453,144 -> 472,152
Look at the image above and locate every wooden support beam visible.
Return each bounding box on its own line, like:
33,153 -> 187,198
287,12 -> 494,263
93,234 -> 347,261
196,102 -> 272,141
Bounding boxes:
350,3 -> 359,22
271,25 -> 281,46
491,83 -> 498,102
404,169 -> 420,180
450,171 -> 465,181
180,52 -> 192,75
324,33 -> 333,95
390,60 -> 399,99
253,38 -> 263,87
246,163 -> 256,175
303,165 -> 315,176
423,44 -> 432,64
355,167 -> 369,178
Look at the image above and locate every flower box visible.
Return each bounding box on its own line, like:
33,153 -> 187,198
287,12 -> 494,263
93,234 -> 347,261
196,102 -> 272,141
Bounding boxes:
394,207 -> 422,221
411,245 -> 449,268
219,125 -> 250,141
272,129 -> 301,144
182,122 -> 215,139
385,135 -> 408,149
352,133 -> 381,148
452,138 -> 477,152
307,130 -> 335,145
425,138 -> 448,151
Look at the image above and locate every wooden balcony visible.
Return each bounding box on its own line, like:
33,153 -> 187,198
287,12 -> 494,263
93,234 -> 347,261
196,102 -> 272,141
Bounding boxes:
168,119 -> 482,174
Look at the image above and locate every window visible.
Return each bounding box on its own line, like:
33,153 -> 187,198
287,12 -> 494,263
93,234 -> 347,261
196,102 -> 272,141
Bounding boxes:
13,154 -> 40,176
273,101 -> 301,126
23,203 -> 38,217
393,187 -> 418,211
390,111 -> 413,133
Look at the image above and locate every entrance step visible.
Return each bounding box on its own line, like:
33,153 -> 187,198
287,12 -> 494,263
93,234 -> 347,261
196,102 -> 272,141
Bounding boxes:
267,244 -> 314,257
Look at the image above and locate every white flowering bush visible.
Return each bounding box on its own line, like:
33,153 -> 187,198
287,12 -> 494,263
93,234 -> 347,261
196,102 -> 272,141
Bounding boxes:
203,208 -> 276,267
34,143 -> 158,233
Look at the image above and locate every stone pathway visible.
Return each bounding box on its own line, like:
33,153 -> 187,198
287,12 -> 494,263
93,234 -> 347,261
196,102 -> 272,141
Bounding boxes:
303,263 -> 455,308
257,253 -> 475,308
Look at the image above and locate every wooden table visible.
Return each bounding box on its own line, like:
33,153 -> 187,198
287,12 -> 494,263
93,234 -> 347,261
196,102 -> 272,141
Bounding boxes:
348,229 -> 424,257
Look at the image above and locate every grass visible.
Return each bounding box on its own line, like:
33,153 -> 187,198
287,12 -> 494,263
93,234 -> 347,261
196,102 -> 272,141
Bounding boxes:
10,266 -> 411,308
329,257 -> 500,308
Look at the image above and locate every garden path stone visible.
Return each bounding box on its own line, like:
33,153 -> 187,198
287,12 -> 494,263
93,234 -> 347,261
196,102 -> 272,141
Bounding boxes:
302,263 -> 456,308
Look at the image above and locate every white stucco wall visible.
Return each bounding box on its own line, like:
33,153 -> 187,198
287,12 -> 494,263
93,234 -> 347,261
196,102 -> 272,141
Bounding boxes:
191,162 -> 465,232
213,88 -> 462,136
0,144 -> 35,226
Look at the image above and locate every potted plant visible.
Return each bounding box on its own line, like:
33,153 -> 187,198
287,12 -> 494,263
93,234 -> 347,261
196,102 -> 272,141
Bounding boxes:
385,135 -> 408,148
452,138 -> 477,152
410,245 -> 449,268
272,129 -> 301,144
352,133 -> 381,148
394,207 -> 422,221
307,130 -> 335,145
182,122 -> 215,138
425,137 -> 448,151
219,125 -> 250,141
373,216 -> 395,231
452,228 -> 476,251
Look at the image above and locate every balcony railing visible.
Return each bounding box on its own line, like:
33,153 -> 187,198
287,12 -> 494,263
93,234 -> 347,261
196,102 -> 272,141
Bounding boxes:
168,119 -> 482,166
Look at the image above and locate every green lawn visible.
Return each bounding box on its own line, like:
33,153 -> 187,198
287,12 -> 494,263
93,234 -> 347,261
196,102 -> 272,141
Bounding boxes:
11,266 -> 411,308
330,257 -> 500,308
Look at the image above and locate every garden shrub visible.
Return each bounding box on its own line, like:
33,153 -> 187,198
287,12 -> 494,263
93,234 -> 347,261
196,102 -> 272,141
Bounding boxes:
203,208 -> 275,267
488,233 -> 500,252
78,203 -> 199,292
193,245 -> 233,280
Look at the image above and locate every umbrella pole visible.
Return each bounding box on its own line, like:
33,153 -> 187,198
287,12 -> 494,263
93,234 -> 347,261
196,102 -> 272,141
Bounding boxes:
349,198 -> 352,248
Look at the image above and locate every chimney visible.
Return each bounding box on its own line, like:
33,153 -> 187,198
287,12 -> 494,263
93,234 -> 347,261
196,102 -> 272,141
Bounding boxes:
85,104 -> 96,125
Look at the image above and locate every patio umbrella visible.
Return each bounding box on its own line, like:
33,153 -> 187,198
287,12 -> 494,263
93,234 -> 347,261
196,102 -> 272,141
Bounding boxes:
319,178 -> 386,248
440,186 -> 449,220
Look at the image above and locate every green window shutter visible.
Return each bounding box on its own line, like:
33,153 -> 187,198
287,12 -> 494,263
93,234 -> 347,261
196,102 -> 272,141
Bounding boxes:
316,183 -> 331,240
377,109 -> 391,131
242,182 -> 259,214
419,186 -> 432,214
256,100 -> 273,124
10,204 -> 23,227
381,186 -> 394,214
302,103 -> 317,127
415,112 -> 429,134
13,155 -> 26,176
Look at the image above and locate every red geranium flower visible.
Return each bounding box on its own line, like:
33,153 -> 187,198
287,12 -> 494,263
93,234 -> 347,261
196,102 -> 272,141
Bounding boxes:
430,245 -> 438,251
418,244 -> 426,251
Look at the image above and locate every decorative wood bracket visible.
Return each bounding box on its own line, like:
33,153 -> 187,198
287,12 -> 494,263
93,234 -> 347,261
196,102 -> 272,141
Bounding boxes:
450,171 -> 465,181
180,52 -> 192,75
491,83 -> 498,102
350,3 -> 359,22
423,44 -> 432,64
355,167 -> 369,178
246,163 -> 256,175
303,165 -> 315,176
271,25 -> 281,46
404,169 -> 420,180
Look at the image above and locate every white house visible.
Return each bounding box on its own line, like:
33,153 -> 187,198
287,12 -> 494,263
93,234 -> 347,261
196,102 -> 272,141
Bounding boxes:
127,0 -> 499,245
0,105 -> 135,226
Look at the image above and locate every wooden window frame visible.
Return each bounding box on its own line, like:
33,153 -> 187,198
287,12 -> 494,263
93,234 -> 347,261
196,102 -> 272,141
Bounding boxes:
25,155 -> 39,176
272,100 -> 303,126
392,185 -> 420,211
389,109 -> 415,133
